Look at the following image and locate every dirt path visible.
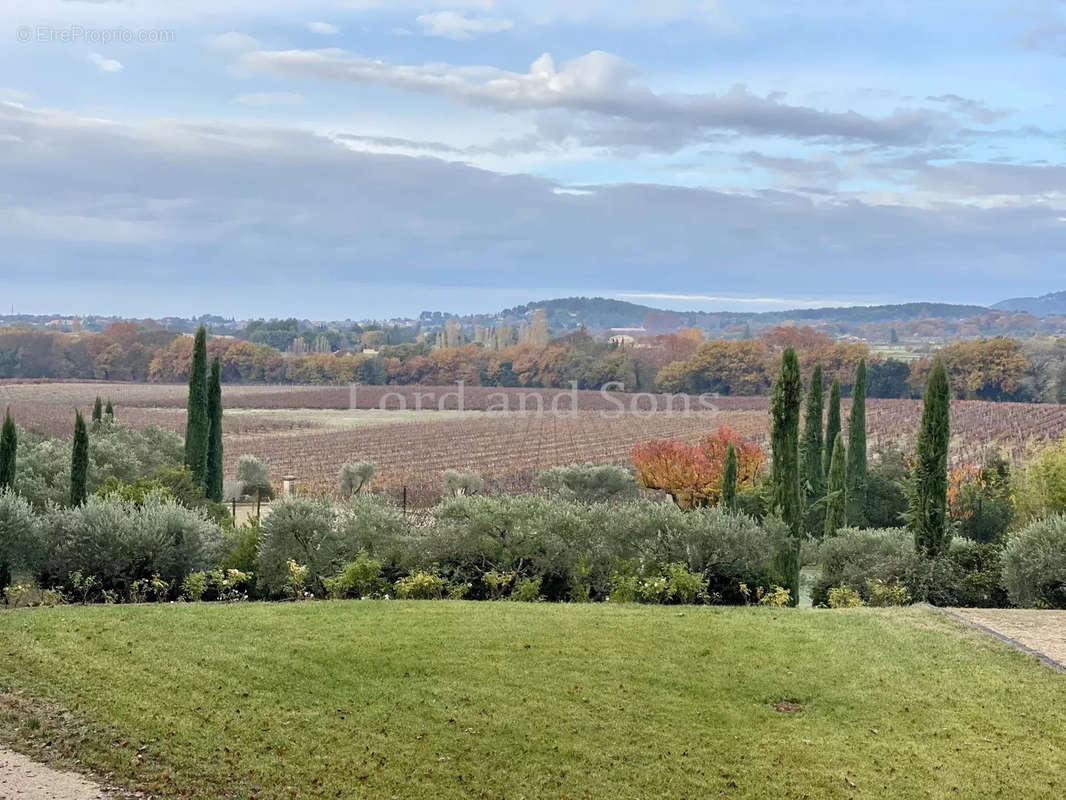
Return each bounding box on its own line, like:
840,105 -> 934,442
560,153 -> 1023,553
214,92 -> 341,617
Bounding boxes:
946,608 -> 1066,670
0,747 -> 115,800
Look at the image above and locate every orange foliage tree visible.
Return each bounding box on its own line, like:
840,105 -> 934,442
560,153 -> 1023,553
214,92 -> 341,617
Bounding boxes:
630,426 -> 765,508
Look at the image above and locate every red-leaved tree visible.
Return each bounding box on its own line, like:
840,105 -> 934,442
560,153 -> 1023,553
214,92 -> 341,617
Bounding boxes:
631,426 -> 765,509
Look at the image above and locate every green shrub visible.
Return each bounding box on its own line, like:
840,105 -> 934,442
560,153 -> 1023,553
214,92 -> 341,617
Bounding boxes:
284,560 -> 309,601
338,461 -> 376,498
183,571 -> 208,601
0,488 -> 40,584
37,493 -> 220,596
665,562 -> 707,604
827,585 -> 864,608
483,570 -> 515,600
637,574 -> 671,604
322,551 -> 386,599
812,528 -> 916,607
442,469 -> 484,497
511,577 -> 543,602
758,585 -> 791,607
535,464 -> 638,504
255,498 -> 340,598
866,579 -> 911,607
394,571 -> 445,599
1002,516 -> 1066,608
608,571 -> 640,603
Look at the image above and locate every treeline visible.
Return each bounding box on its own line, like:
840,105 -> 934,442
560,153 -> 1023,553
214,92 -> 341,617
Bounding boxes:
653,329 -> 1061,401
4,322 -> 1066,400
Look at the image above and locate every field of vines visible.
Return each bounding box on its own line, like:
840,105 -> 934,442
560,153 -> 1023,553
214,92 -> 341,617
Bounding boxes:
5,382 -> 1066,506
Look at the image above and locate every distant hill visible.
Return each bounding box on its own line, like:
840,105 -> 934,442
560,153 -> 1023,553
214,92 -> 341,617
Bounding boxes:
488,297 -> 992,333
993,290 -> 1066,316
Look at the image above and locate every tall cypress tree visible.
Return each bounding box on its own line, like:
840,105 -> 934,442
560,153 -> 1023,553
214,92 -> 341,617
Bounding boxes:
104,398 -> 115,422
845,359 -> 868,527
205,356 -> 224,503
823,379 -> 842,479
184,326 -> 210,488
802,364 -> 825,536
92,396 -> 103,424
721,442 -> 737,511
770,347 -> 802,606
824,432 -> 847,537
0,408 -> 16,490
909,359 -> 951,556
70,410 -> 89,507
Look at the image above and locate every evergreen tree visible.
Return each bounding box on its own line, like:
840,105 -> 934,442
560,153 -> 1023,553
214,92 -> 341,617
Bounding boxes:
184,325 -> 210,488
105,398 -> 114,422
823,379 -> 842,479
845,360 -> 868,526
770,347 -> 802,606
909,359 -> 951,556
92,396 -> 103,424
721,442 -> 737,511
70,410 -> 89,507
205,356 -> 224,502
802,364 -> 825,536
0,407 -> 16,490
824,432 -> 847,537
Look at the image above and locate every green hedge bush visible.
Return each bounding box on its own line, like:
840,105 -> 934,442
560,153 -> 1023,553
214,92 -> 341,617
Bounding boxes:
1001,515 -> 1066,608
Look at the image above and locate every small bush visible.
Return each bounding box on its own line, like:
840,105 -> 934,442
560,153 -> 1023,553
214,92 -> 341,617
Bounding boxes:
511,576 -> 543,602
183,571 -> 208,602
827,586 -> 864,608
483,570 -> 515,600
394,571 -> 445,600
665,563 -> 707,604
442,469 -> 484,497
535,464 -> 638,504
1002,516 -> 1066,608
758,585 -> 791,607
339,461 -> 376,498
637,574 -> 670,604
322,551 -> 385,599
608,571 -> 640,603
866,579 -> 911,607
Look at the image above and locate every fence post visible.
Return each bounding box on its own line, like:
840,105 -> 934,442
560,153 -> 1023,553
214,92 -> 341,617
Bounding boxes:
402,485 -> 407,517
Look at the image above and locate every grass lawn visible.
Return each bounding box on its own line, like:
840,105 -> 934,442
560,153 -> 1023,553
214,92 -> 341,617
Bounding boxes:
0,603 -> 1063,799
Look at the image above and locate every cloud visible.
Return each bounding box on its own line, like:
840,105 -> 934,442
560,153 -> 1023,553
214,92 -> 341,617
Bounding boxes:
416,10 -> 514,39
205,31 -> 261,52
926,94 -> 1009,124
307,21 -> 339,34
241,48 -> 950,148
235,91 -> 305,105
88,53 -> 123,72
1,101 -> 1063,309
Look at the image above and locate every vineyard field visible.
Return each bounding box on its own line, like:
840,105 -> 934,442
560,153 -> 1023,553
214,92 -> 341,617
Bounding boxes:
4,382 -> 1066,506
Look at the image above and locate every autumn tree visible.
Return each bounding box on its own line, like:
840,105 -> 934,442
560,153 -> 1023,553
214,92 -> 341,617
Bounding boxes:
769,347 -> 802,605
846,359 -> 868,526
631,427 -> 764,509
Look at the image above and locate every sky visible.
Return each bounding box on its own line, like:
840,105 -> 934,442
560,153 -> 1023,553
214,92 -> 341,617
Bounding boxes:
1,0 -> 1065,319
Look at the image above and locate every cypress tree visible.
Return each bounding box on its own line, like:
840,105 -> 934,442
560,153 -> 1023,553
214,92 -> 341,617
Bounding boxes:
845,359 -> 868,527
770,347 -> 802,606
184,325 -> 210,488
70,410 -> 89,507
802,364 -> 825,536
721,442 -> 737,511
105,398 -> 114,422
909,359 -> 951,556
92,396 -> 103,424
0,408 -> 16,490
205,356 -> 224,503
824,432 -> 847,537
823,379 -> 842,479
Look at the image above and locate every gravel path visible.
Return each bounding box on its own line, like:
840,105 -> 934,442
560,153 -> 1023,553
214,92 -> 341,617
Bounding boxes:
0,747 -> 113,800
947,608 -> 1066,670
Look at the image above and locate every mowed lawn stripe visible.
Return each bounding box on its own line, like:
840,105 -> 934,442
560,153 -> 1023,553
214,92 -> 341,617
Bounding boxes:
0,603 -> 1063,799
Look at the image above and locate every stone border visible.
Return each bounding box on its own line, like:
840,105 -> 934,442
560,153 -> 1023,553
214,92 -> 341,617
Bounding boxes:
934,605 -> 1066,673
